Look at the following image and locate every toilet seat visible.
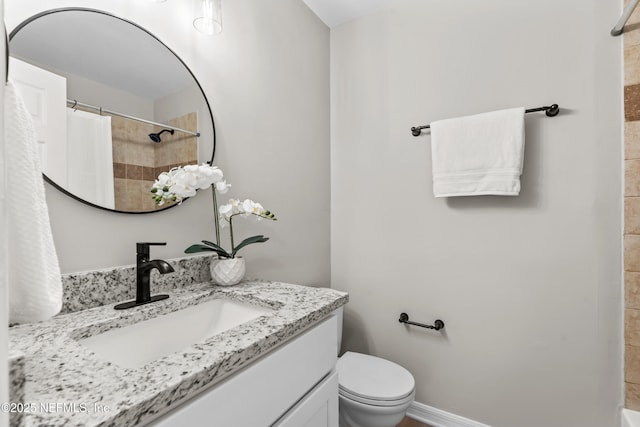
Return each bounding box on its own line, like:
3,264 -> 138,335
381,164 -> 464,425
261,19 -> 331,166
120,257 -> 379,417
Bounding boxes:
339,387 -> 415,407
336,352 -> 415,406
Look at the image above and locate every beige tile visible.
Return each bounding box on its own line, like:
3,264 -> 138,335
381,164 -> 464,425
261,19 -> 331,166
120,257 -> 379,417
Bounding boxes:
141,181 -> 159,212
626,122 -> 640,160
627,197 -> 640,234
628,382 -> 640,410
122,179 -> 143,211
143,166 -> 156,182
162,138 -> 180,165
628,25 -> 640,49
113,163 -> 126,180
626,85 -> 640,122
185,138 -> 198,162
628,309 -> 640,347
630,0 -> 640,26
128,142 -> 145,166
166,112 -> 199,164
625,0 -> 640,48
124,119 -> 138,142
113,178 -> 127,212
627,345 -> 640,384
626,235 -> 640,272
111,138 -> 126,164
626,160 -> 640,196
141,141 -> 155,168
121,139 -> 135,163
628,273 -> 640,310
627,45 -> 640,87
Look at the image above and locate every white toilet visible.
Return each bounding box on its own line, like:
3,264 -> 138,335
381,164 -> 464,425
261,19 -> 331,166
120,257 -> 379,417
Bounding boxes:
336,308 -> 415,427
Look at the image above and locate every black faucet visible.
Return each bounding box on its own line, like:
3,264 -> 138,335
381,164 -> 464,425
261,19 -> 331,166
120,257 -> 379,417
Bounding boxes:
114,242 -> 175,310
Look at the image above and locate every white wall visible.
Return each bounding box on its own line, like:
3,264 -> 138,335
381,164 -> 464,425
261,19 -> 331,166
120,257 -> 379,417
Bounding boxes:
6,0 -> 330,286
331,1 -> 622,426
64,70 -> 154,120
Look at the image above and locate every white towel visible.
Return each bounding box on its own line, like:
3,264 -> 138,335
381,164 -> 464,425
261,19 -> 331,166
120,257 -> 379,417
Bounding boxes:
6,81 -> 62,323
430,107 -> 525,197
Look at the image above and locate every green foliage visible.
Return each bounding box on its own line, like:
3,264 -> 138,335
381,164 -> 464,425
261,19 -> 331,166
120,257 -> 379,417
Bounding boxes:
184,236 -> 270,259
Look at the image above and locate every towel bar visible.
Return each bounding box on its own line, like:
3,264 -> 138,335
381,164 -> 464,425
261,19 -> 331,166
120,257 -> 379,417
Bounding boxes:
410,104 -> 559,137
398,313 -> 445,331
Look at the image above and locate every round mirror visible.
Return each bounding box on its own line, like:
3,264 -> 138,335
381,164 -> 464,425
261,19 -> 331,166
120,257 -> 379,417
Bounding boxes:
9,8 -> 216,213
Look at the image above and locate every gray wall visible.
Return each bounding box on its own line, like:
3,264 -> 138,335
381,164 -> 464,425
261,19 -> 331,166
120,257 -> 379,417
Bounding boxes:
6,0 -> 331,286
330,0 -> 622,426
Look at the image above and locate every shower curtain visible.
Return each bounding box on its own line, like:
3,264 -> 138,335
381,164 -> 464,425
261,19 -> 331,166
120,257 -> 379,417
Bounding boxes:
66,108 -> 115,209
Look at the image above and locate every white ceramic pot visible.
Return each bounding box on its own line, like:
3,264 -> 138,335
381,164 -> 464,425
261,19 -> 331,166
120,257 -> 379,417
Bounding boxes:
210,256 -> 245,286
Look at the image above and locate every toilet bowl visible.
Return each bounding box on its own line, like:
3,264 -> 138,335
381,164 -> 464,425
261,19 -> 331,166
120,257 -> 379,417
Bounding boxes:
336,351 -> 415,427
335,308 -> 415,427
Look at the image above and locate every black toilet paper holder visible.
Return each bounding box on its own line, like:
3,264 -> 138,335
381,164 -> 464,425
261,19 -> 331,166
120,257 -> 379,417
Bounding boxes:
398,313 -> 445,331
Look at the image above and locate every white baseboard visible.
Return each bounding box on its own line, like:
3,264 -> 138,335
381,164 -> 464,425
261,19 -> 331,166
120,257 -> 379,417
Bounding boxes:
406,401 -> 493,427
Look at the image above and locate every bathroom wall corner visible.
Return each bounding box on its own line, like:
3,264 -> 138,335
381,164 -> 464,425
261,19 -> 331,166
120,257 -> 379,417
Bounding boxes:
331,1 -> 622,426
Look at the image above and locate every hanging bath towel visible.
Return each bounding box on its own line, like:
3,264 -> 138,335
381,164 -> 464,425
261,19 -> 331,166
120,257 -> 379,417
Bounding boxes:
6,81 -> 62,323
430,107 -> 525,197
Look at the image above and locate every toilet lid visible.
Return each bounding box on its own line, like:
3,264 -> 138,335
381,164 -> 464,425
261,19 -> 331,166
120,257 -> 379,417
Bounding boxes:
336,352 -> 415,402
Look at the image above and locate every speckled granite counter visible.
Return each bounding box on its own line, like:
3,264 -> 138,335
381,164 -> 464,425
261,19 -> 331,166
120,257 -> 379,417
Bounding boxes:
9,350 -> 25,427
9,278 -> 347,427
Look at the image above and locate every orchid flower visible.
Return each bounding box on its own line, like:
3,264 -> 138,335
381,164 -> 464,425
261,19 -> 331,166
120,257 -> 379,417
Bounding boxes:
151,164 -> 276,259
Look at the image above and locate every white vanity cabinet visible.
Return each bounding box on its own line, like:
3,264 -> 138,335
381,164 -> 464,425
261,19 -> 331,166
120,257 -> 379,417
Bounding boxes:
273,371 -> 338,427
147,315 -> 338,427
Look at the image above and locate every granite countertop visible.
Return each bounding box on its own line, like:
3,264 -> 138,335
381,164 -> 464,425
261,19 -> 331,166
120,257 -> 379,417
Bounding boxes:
9,279 -> 348,427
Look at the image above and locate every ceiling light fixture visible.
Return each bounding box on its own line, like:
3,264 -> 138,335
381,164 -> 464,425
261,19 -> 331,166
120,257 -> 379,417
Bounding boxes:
194,0 -> 222,35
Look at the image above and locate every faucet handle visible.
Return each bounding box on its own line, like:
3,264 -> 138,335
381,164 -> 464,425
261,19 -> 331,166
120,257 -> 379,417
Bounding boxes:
137,242 -> 167,256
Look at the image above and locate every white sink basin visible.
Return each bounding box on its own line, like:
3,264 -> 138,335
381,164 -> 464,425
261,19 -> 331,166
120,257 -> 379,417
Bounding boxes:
77,299 -> 273,369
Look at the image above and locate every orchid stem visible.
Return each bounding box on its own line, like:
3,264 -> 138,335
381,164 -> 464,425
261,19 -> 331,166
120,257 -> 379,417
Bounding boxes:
211,185 -> 220,246
229,216 -> 235,253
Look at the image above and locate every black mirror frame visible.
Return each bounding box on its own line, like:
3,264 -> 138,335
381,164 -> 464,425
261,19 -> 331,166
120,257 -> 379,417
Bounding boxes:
8,7 -> 216,214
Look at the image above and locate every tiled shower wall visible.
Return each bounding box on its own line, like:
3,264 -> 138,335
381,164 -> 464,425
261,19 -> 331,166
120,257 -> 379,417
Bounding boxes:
625,3 -> 640,410
111,112 -> 198,211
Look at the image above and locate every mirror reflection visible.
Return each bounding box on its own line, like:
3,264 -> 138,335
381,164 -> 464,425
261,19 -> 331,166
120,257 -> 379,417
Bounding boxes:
9,8 -> 215,213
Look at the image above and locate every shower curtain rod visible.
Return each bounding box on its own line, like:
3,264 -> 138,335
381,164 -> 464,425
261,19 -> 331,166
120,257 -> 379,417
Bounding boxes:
67,99 -> 200,137
410,104 -> 559,137
611,0 -> 640,36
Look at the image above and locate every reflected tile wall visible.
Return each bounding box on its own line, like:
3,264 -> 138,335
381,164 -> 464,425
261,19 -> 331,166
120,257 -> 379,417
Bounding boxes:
110,112 -> 198,211
625,0 -> 640,410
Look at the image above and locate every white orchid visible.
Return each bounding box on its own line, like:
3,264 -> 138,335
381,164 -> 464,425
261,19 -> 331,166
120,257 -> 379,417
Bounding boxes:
218,198 -> 273,227
218,198 -> 241,222
215,180 -> 231,194
151,163 -> 224,205
242,199 -> 264,216
151,163 -> 277,259
195,197 -> 275,258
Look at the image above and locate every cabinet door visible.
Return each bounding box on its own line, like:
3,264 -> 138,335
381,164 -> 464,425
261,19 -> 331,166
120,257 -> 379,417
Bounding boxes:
273,371 -> 338,427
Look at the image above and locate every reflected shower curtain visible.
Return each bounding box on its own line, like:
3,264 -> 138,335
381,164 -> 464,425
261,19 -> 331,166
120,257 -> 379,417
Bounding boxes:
66,109 -> 115,209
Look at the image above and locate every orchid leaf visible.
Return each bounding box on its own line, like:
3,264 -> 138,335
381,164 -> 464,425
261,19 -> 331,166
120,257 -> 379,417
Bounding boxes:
231,235 -> 269,258
185,244 -> 216,253
201,240 -> 228,253
184,244 -> 230,258
200,240 -> 232,258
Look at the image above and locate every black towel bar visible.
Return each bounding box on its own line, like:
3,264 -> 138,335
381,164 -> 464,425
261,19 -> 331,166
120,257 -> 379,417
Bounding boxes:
410,104 -> 560,137
398,313 -> 445,331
